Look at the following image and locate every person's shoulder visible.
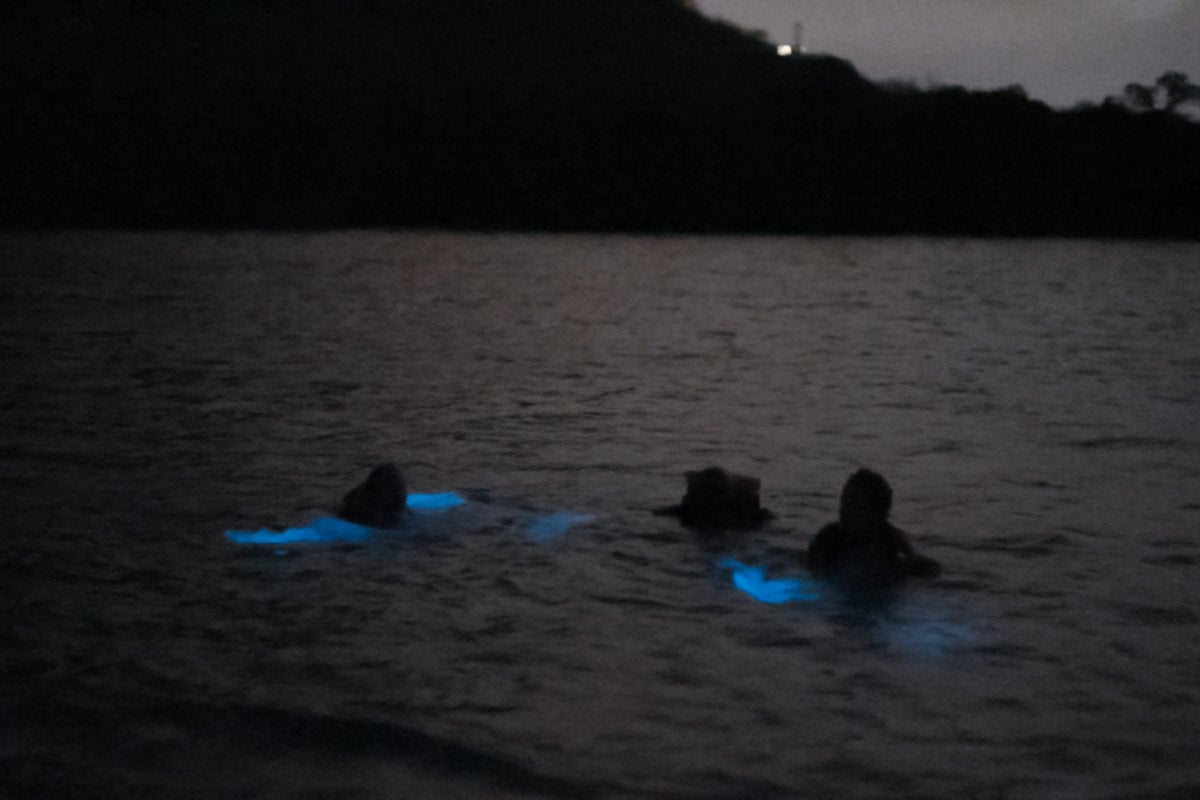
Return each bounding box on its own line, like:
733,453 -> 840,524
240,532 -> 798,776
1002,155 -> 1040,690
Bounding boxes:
903,553 -> 942,578
807,522 -> 844,573
810,521 -> 844,543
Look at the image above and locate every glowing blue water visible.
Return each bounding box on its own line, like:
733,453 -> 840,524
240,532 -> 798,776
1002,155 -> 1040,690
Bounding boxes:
9,233 -> 1199,800
719,559 -> 820,604
884,617 -> 977,659
223,493 -> 593,547
224,516 -> 373,545
525,512 -> 598,541
224,492 -> 467,544
405,492 -> 467,512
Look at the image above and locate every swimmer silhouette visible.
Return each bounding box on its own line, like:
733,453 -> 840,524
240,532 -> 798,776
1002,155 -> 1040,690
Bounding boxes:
336,462 -> 407,528
655,466 -> 774,530
807,468 -> 940,584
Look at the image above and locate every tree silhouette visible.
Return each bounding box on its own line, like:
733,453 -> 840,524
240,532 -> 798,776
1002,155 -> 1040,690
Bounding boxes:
1122,82 -> 1155,111
1157,71 -> 1200,112
1118,71 -> 1199,113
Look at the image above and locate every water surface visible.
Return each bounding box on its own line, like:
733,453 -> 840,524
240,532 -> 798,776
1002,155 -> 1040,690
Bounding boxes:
2,232 -> 1198,799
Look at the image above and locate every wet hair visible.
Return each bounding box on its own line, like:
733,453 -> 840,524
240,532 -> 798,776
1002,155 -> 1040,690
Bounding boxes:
338,462 -> 407,527
838,468 -> 892,523
662,466 -> 769,532
684,467 -> 734,504
363,462 -> 406,501
684,467 -> 762,510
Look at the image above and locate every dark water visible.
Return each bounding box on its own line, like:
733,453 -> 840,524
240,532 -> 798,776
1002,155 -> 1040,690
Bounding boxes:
2,232 -> 1199,799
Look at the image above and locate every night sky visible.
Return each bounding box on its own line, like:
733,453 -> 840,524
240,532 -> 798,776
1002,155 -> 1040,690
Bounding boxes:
695,0 -> 1200,108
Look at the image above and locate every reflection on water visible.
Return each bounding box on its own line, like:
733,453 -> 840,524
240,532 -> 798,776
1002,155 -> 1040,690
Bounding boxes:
2,232 -> 1199,799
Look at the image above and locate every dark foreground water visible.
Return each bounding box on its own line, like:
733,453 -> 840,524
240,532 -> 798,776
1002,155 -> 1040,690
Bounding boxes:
2,232 -> 1198,799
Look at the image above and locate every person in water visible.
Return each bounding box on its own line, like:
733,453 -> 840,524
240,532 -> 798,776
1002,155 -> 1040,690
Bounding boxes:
655,466 -> 774,530
807,468 -> 940,583
336,462 -> 407,528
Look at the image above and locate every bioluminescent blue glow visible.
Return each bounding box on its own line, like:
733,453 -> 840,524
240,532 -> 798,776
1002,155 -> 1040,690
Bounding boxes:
886,619 -> 976,659
226,491 -> 468,545
225,516 -> 373,545
406,491 -> 467,511
719,559 -> 819,604
526,512 -> 598,541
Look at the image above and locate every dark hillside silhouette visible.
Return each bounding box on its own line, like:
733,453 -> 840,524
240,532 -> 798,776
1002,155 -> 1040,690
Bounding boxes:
3,0 -> 1198,237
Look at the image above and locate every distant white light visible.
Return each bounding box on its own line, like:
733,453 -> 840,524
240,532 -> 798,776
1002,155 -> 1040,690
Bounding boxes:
776,44 -> 793,57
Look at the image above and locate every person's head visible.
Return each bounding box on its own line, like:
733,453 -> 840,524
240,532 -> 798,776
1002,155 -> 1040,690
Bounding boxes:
684,467 -> 734,507
838,468 -> 892,528
339,462 -> 407,527
361,462 -> 406,509
682,466 -> 764,519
